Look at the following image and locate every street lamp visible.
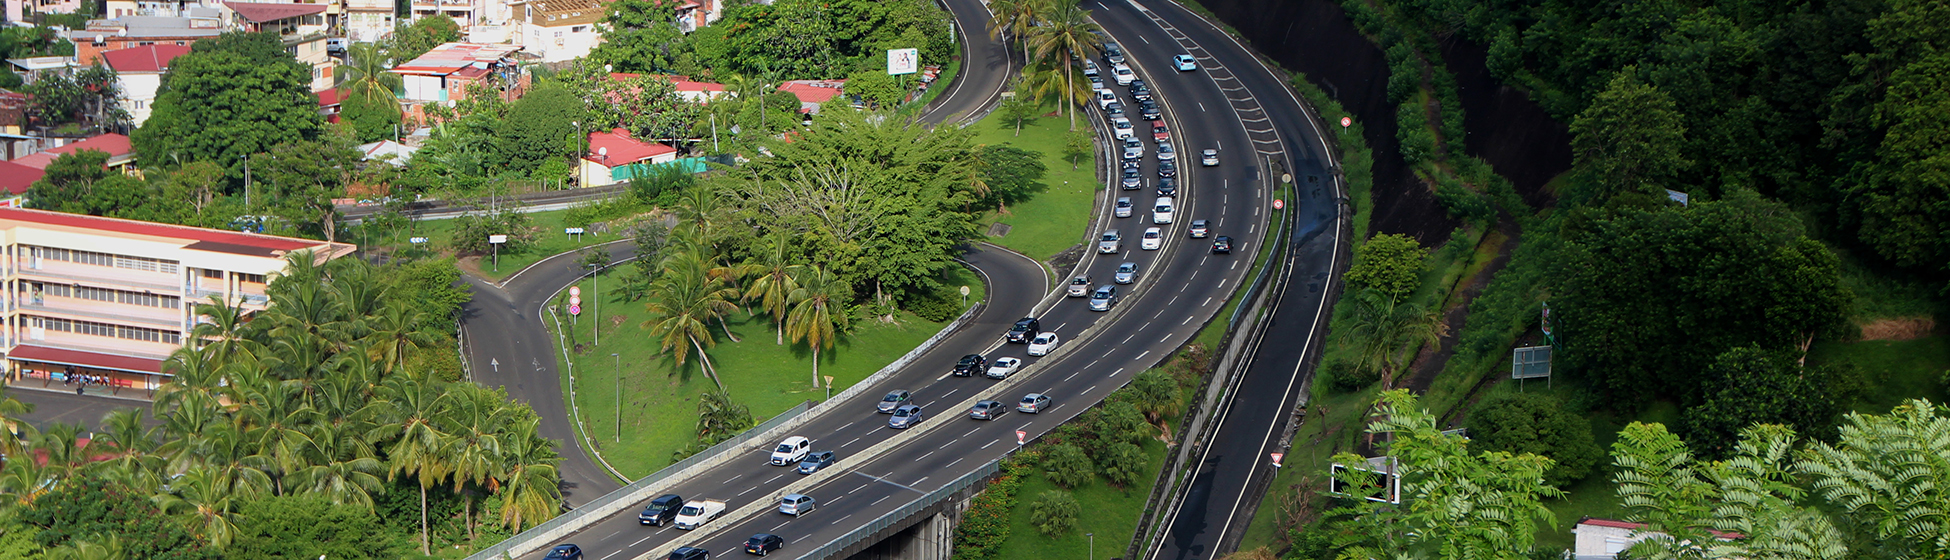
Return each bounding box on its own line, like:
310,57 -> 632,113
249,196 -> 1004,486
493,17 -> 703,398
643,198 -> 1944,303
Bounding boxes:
612,352 -> 621,442
1086,533 -> 1094,560
586,262 -> 602,345
572,120 -> 582,188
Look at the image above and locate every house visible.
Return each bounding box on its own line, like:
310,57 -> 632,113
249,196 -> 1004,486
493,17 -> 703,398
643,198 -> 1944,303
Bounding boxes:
4,57 -> 78,84
1572,518 -> 1740,560
515,0 -> 603,62
0,161 -> 45,207
356,139 -> 416,166
66,10 -> 226,64
5,0 -> 84,19
611,72 -> 727,103
222,2 -> 336,92
0,207 -> 355,398
342,0 -> 396,42
580,127 -> 676,187
390,42 -> 526,104
10,133 -> 136,172
777,79 -> 846,114
316,88 -> 345,122
99,44 -> 191,127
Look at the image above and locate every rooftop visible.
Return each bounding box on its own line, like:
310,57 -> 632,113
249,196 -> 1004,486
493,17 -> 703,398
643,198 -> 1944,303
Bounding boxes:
585,127 -> 675,166
100,44 -> 192,73
778,79 -> 847,104
0,206 -> 348,256
12,134 -> 134,171
224,1 -> 328,23
0,161 -> 45,196
391,42 -> 524,76
611,72 -> 727,94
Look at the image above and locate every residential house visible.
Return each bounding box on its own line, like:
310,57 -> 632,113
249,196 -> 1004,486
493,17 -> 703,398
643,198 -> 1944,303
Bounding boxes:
516,0 -> 601,62
409,0 -> 481,27
222,2 -> 336,92
0,161 -> 44,207
6,0 -> 84,19
342,0 -> 395,42
356,139 -> 416,166
580,127 -> 675,187
671,0 -> 721,33
391,42 -> 526,105
101,0 -> 202,18
611,72 -> 726,103
66,9 -> 225,64
10,133 -> 136,172
99,44 -> 191,127
777,79 -> 846,114
5,57 -> 78,83
0,90 -> 26,160
0,207 -> 355,397
1572,518 -> 1740,560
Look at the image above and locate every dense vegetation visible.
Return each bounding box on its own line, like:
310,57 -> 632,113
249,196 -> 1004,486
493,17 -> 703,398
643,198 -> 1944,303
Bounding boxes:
592,0 -> 953,82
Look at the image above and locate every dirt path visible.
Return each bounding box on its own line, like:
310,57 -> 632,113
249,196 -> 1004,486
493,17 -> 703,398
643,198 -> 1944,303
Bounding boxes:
1400,218 -> 1520,395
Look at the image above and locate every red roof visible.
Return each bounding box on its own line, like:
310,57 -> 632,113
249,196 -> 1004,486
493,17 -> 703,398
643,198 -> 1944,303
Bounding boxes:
0,206 -> 323,253
100,44 -> 191,73
1576,518 -> 1744,540
778,80 -> 847,104
585,127 -> 675,166
11,134 -> 133,171
225,1 -> 328,23
316,88 -> 345,107
0,161 -> 45,195
610,73 -> 727,94
8,344 -> 166,375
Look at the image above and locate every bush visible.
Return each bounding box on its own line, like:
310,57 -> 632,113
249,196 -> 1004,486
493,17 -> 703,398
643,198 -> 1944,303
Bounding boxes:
953,453 -> 1037,560
1323,360 -> 1378,394
1041,443 -> 1094,489
1029,490 -> 1080,537
1096,440 -> 1147,487
1462,393 -> 1602,487
1343,233 -> 1429,303
450,211 -> 535,256
1092,400 -> 1148,450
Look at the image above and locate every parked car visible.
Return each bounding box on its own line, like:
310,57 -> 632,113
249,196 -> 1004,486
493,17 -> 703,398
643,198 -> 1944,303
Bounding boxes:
545,544 -> 585,560
670,546 -> 710,560
779,494 -> 817,516
1189,219 -> 1210,238
986,357 -> 1023,379
888,405 -> 925,429
797,451 -> 836,474
1027,332 -> 1060,356
1018,393 -> 1051,414
1174,54 -> 1198,71
639,494 -> 685,526
1114,262 -> 1139,284
1201,149 -> 1219,166
1098,230 -> 1122,253
769,436 -> 810,466
1089,285 -> 1119,311
745,534 -> 785,556
1153,122 -> 1170,143
970,400 -> 1009,420
1153,198 -> 1175,224
952,353 -> 987,376
1115,197 -> 1134,218
1008,317 -> 1041,343
1067,276 -> 1093,297
877,390 -> 912,413
1141,227 -> 1163,250
1212,235 -> 1234,254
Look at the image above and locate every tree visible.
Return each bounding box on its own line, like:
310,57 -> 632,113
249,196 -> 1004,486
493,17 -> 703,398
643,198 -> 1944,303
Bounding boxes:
1610,422 -> 1844,560
1845,48 -> 1950,277
17,476 -> 215,560
150,465 -> 255,548
786,266 -> 849,389
1096,441 -> 1147,487
227,496 -> 404,560
387,16 -> 460,63
1030,490 -> 1080,537
843,68 -> 902,109
1336,289 -> 1445,390
976,145 -> 1047,212
496,83 -> 580,175
1063,128 -> 1091,170
1041,443 -> 1093,489
1680,347 -> 1857,459
984,0 -> 1040,67
1797,399 -> 1950,559
23,63 -> 126,131
996,89 -> 1039,136
1344,234 -> 1428,303
495,417 -> 562,532
339,42 -> 403,143
258,137 -> 359,241
1464,393 -> 1603,487
1568,69 -> 1689,205
0,387 -> 35,461
1552,190 -> 1851,407
591,0 -> 685,73
133,32 -> 321,184
365,375 -> 452,555
642,256 -> 736,390
1025,3 -> 1102,131
1124,369 -> 1181,437
742,236 -> 802,345
1328,391 -> 1561,560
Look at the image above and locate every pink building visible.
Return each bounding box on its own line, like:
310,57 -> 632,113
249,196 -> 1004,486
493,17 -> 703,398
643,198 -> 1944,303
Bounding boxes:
0,208 -> 354,398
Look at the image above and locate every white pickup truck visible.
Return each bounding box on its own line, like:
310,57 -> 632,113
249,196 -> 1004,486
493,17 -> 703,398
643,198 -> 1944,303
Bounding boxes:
673,499 -> 726,530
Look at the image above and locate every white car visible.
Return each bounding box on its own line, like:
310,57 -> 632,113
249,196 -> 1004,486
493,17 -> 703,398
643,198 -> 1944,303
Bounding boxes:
1153,197 -> 1174,224
1112,118 -> 1134,139
1068,275 -> 1093,297
1157,142 -> 1176,160
1026,332 -> 1060,356
1201,149 -> 1219,166
770,436 -> 811,466
1083,59 -> 1100,77
986,357 -> 1022,379
1113,66 -> 1135,86
1141,227 -> 1163,250
1097,89 -> 1117,110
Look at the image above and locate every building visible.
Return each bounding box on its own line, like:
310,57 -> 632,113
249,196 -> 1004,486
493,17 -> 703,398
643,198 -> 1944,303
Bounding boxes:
0,207 -> 355,398
99,44 -> 191,127
10,133 -> 136,172
1572,518 -> 1739,560
5,0 -> 84,19
342,0 -> 395,42
391,42 -> 526,104
66,10 -> 226,64
671,0 -> 721,33
222,2 -> 336,92
610,72 -> 726,103
4,57 -> 78,83
0,161 -> 44,207
777,79 -> 846,114
580,127 -> 675,187
515,0 -> 601,62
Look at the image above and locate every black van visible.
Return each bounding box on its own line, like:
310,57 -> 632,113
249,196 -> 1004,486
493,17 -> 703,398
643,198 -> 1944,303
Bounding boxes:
1007,317 -> 1040,343
639,494 -> 684,526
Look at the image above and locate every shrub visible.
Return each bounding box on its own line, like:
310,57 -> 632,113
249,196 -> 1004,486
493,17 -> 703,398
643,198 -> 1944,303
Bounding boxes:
1029,490 -> 1080,537
1096,440 -> 1147,487
1343,233 -> 1429,303
1462,393 -> 1602,486
1041,443 -> 1094,489
1092,400 -> 1148,450
952,453 -> 1037,560
1323,360 -> 1378,394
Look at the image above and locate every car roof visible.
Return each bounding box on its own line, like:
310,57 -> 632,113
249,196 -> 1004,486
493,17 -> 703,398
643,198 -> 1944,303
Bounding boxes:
1094,285 -> 1115,293
1025,393 -> 1044,398
782,436 -> 808,444
894,404 -> 920,412
1119,262 -> 1136,269
784,493 -> 810,500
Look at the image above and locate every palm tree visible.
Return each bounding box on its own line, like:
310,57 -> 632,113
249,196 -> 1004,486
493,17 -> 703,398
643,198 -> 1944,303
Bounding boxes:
237,376 -> 318,495
152,465 -> 252,548
672,185 -> 726,251
693,389 -> 754,445
92,409 -> 160,486
742,236 -> 802,345
44,534 -> 126,560
291,421 -> 384,510
363,300 -> 438,373
440,384 -> 508,541
987,0 -> 1047,67
785,266 -> 848,390
343,42 -> 402,117
0,386 -> 36,460
35,423 -> 90,483
189,296 -> 261,363
154,346 -> 233,415
1337,289 -> 1447,390
0,449 -> 56,508
364,374 -> 453,555
642,256 -> 737,391
1027,3 -> 1104,131
495,417 -> 561,532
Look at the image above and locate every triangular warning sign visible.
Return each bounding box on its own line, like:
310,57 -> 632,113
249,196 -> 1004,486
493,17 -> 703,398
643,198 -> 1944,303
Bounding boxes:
1270,452 -> 1284,467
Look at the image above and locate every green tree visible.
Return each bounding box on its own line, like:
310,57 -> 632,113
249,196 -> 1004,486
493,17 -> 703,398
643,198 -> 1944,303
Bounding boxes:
0,387 -> 35,461
1336,289 -> 1445,390
1845,48 -> 1950,277
1797,399 -> 1950,559
642,256 -> 736,390
786,266 -> 849,389
387,16 -> 460,63
976,144 -> 1047,212
1096,440 -> 1147,487
591,0 -> 685,73
365,375 -> 452,555
495,417 -> 563,531
1568,69 -> 1689,205
1041,443 -> 1093,489
135,32 -> 320,184
1611,422 -> 1844,560
1680,347 -> 1857,459
985,0 -> 1044,67
677,390 -> 755,462
1063,128 -> 1091,170
1025,3 -> 1102,131
1124,369 -> 1181,437
150,466 -> 255,548
1343,233 -> 1428,303
339,42 -> 403,143
1029,490 -> 1080,537
1463,393 -> 1602,487
227,496 -> 404,559
496,83 -> 580,175
995,89 -> 1039,136
742,236 -> 802,345
844,68 -> 901,109
17,476 -> 215,560
258,137 -> 360,241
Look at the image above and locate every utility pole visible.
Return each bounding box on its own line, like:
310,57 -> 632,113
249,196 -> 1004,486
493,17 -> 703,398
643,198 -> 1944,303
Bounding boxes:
588,262 -> 602,345
612,352 -> 621,442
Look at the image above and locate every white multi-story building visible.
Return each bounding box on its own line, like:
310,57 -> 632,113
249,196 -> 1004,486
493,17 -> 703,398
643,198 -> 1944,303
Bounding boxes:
514,0 -> 599,62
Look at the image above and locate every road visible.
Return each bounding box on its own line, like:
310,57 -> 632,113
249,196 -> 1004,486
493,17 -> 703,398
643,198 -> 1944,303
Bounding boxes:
917,0 -> 1015,125
509,1 -> 1287,556
1107,1 -> 1348,559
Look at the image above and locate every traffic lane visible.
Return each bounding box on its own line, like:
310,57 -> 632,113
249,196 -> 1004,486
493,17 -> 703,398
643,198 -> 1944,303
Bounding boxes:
1135,0 -> 1336,173
919,0 -> 1013,125
6,387 -> 143,431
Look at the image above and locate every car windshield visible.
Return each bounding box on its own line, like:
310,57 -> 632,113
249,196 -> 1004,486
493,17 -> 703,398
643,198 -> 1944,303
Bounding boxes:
776,444 -> 793,452
1119,263 -> 1136,272
1101,233 -> 1117,241
1022,397 -> 1038,404
894,408 -> 913,417
1035,335 -> 1053,344
882,393 -> 901,402
679,505 -> 701,515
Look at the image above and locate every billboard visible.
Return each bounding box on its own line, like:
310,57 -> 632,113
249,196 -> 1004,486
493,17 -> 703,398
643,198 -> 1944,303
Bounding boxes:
888,48 -> 919,75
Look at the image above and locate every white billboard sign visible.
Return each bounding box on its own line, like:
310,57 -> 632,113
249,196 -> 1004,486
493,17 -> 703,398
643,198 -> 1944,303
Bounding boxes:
888,48 -> 919,75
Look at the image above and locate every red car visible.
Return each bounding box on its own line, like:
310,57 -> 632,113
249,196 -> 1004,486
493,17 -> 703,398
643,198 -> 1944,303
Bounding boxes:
1153,122 -> 1170,143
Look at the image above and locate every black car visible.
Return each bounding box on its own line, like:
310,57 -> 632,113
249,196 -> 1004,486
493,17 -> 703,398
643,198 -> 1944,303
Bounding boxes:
745,534 -> 784,556
1158,161 -> 1177,178
797,451 -> 836,474
545,545 -> 584,560
639,494 -> 684,526
1008,317 -> 1040,343
671,546 -> 711,560
1131,82 -> 1152,101
1157,179 -> 1178,197
1212,236 -> 1234,254
1139,102 -> 1161,121
951,354 -> 986,377
1121,168 -> 1143,190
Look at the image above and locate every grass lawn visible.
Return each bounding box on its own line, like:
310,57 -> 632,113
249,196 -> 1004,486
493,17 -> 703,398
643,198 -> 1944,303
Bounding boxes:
1808,335 -> 1949,412
995,437 -> 1170,560
548,266 -> 978,479
972,102 -> 1100,262
350,207 -> 628,282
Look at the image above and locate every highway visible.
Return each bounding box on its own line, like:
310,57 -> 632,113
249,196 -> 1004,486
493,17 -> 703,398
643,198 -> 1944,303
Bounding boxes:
505,0 -> 1296,556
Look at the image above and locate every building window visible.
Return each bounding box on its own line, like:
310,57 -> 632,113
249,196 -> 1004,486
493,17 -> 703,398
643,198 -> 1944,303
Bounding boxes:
35,316 -> 182,344
237,273 -> 267,284
572,24 -> 587,33
201,269 -> 223,279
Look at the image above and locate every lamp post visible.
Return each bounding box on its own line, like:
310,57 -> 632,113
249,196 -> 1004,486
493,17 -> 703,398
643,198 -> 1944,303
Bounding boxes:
241,154 -> 252,213
1086,533 -> 1094,560
586,262 -> 602,345
572,120 -> 582,188
612,352 -> 621,442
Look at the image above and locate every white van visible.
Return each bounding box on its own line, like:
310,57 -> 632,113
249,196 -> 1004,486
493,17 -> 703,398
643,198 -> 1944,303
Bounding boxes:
1153,197 -> 1174,224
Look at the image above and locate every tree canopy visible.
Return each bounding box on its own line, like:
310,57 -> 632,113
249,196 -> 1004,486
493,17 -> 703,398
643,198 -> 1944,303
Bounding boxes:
133,32 -> 321,184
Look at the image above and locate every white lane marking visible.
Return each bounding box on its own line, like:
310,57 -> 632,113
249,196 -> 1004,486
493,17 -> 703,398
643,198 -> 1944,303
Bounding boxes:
1203,296 -> 1212,306
1086,385 -> 1099,393
948,457 -> 964,468
1085,359 -> 1100,369
724,474 -> 742,484
938,372 -> 953,381
1250,223 -> 1256,233
1136,350 -> 1149,361
632,534 -> 658,547
603,549 -> 623,560
1183,315 -> 1194,325
843,437 -> 862,447
767,473 -> 785,484
1199,102 -> 1206,112
739,485 -> 758,496
915,477 -> 930,485
1065,371 -> 1079,381
872,495 -> 890,506
1055,322 -> 1068,332
964,427 -> 981,438
982,439 -> 998,449
941,439 -> 959,449
853,483 -> 870,493
1188,270 -> 1198,281
1140,35 -> 1149,44
1232,261 -> 1239,270
839,420 -> 856,430
919,451 -> 935,461
1168,296 -> 1178,305
1113,367 -> 1126,376
774,521 -> 791,532
1122,333 -> 1135,344
830,514 -> 853,525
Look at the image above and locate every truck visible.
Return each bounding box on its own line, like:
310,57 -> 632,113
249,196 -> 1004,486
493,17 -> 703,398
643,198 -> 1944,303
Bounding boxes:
673,499 -> 726,530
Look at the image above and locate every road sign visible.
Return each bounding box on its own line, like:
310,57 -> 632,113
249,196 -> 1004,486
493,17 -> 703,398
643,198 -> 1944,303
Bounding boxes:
1270,452 -> 1284,467
570,295 -> 581,307
570,286 -> 581,297
1273,199 -> 1285,210
1016,430 -> 1027,445
823,376 -> 834,387
489,234 -> 508,244
959,286 -> 970,296
888,48 -> 919,75
409,237 -> 429,244
565,227 -> 585,235
570,304 -> 581,315
1340,117 -> 1352,128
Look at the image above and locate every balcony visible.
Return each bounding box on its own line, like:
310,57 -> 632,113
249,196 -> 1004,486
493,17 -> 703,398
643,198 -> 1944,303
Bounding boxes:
13,263 -> 181,295
17,299 -> 183,330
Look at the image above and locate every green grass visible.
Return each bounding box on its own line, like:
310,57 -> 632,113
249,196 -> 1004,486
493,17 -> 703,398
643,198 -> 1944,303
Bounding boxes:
351,208 -> 628,282
973,102 -> 1100,262
1808,335 -> 1950,412
995,437 -> 1170,560
548,267 -> 966,479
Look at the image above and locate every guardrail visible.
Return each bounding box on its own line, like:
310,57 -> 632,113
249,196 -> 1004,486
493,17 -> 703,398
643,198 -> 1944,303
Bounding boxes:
793,455 -> 1006,560
464,401 -> 814,560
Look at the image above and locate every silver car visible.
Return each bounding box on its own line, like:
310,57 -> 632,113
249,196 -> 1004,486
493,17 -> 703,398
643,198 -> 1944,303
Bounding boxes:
1097,230 -> 1122,253
1088,285 -> 1118,311
1115,197 -> 1134,218
1067,275 -> 1093,297
1114,262 -> 1138,284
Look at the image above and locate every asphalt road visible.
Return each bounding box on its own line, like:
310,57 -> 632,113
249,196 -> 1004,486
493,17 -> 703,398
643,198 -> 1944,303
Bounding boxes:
514,4 -> 1283,556
917,0 -> 1015,126
6,385 -> 146,432
1105,1 -> 1349,559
